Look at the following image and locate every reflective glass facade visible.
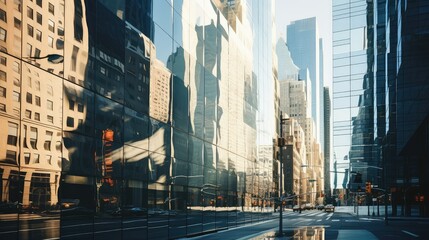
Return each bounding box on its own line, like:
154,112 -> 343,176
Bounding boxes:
0,0 -> 276,239
333,0 -> 429,216
333,0 -> 376,191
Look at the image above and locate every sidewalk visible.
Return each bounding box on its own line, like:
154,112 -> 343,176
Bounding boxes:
334,206 -> 429,222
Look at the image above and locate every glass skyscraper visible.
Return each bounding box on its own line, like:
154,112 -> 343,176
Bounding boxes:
0,0 -> 278,239
333,0 -> 429,216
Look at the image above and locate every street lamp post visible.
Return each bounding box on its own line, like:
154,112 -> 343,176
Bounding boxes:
278,111 -> 284,237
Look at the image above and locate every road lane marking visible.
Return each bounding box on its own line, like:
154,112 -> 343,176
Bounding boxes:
325,213 -> 333,220
402,230 -> 419,238
331,219 -> 339,222
316,219 -> 322,222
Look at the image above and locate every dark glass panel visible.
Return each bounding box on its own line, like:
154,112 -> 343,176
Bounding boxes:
63,81 -> 94,136
121,179 -> 148,240
188,136 -> 203,165
147,183 -> 169,239
124,24 -> 150,114
172,129 -> 188,161
60,132 -> 95,238
186,187 -> 202,235
125,0 -> 153,39
124,107 -> 149,149
124,145 -> 149,182
148,153 -> 170,184
94,1 -> 125,104
149,118 -> 171,156
171,70 -> 190,132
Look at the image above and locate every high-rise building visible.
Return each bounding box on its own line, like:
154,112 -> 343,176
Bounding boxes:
323,87 -> 331,200
333,0 -> 429,216
287,17 -> 323,144
0,0 -> 278,238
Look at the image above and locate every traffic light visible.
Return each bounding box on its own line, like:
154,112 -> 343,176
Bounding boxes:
365,182 -> 371,194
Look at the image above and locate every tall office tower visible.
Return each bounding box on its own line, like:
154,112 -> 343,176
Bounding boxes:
332,0 -> 376,196
382,0 -> 429,217
333,0 -> 429,216
0,0 -> 278,238
323,87 -> 331,199
319,38 -> 325,152
287,17 -> 323,144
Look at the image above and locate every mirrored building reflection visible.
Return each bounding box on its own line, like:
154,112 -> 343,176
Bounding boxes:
0,0 -> 277,239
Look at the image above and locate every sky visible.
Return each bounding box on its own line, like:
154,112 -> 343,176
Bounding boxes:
275,0 -> 332,88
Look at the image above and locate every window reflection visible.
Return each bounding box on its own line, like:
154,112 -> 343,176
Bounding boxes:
0,0 -> 273,238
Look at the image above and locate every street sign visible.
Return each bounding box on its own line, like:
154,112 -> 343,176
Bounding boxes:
372,198 -> 377,202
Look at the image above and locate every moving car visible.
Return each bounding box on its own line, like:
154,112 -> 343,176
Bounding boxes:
325,204 -> 335,212
316,204 -> 325,210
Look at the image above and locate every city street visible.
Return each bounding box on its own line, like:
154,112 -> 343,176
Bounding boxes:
183,207 -> 429,240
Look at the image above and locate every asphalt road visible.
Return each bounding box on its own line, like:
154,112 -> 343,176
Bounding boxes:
183,209 -> 429,240
1,209 -> 427,239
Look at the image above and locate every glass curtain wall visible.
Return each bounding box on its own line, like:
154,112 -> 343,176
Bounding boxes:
332,0 -> 377,198
0,0 -> 274,239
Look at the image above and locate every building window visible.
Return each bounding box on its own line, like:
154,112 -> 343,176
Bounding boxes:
25,109 -> 31,118
36,12 -> 42,24
47,85 -> 53,95
5,150 -> 17,164
12,61 -> 19,73
14,17 -> 21,29
24,153 -> 30,164
33,153 -> 40,164
30,127 -> 38,149
35,96 -> 41,106
0,70 -> 5,81
27,6 -> 33,19
66,117 -> 74,127
34,48 -> 41,58
46,155 -> 52,165
48,2 -> 54,14
69,100 -> 74,110
35,80 -> 40,91
0,103 -> 5,112
0,86 -> 5,97
77,103 -> 84,113
48,19 -> 54,32
27,24 -> 33,37
26,92 -> 32,103
36,29 -> 42,41
7,122 -> 18,146
44,131 -> 52,150
0,9 -> 6,22
48,36 -> 53,47
34,112 -> 40,121
47,115 -> 53,123
36,0 -> 42,7
26,43 -> 32,56
0,27 -> 6,42
0,56 -> 6,65
12,91 -> 20,102
47,100 -> 53,110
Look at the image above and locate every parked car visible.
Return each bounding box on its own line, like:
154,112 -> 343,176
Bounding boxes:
303,203 -> 314,210
316,204 -> 325,210
325,204 -> 335,212
293,205 -> 301,212
111,207 -> 147,216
